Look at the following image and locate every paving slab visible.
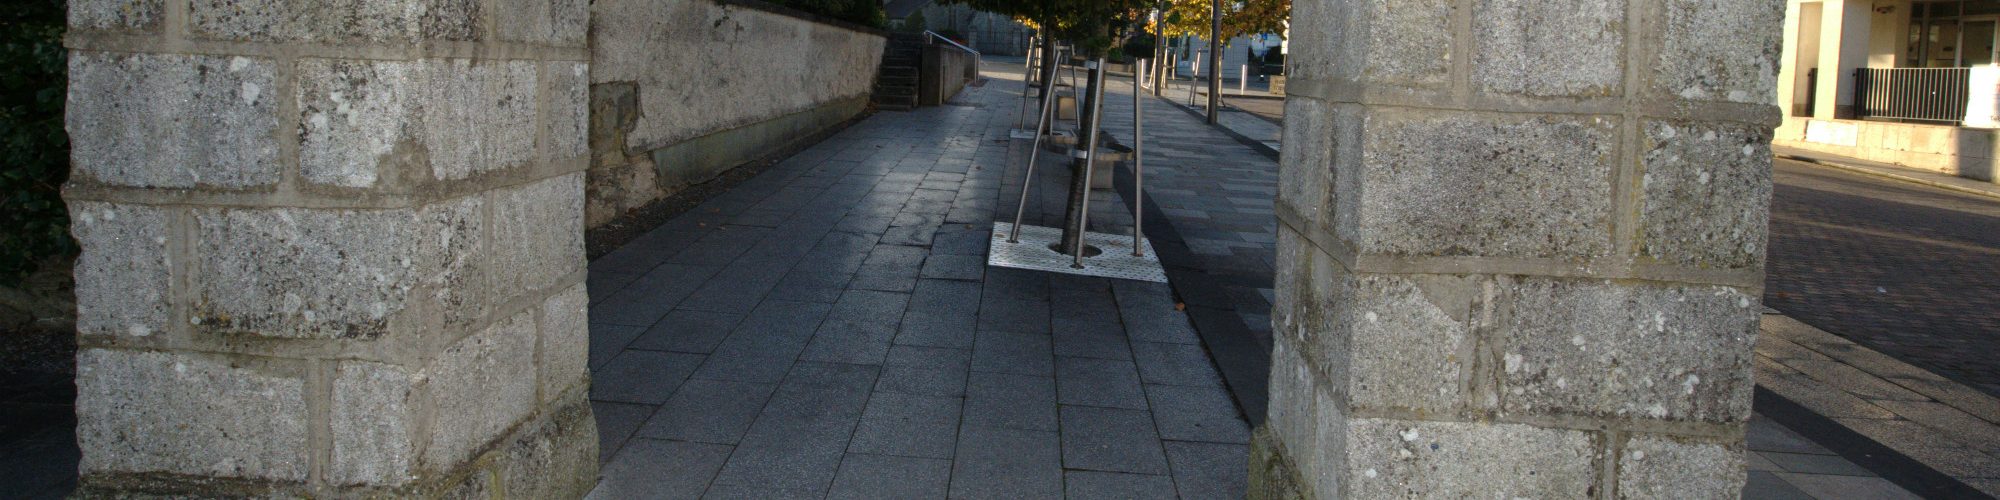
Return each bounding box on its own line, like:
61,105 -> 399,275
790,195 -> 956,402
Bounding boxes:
582,60 -> 1247,498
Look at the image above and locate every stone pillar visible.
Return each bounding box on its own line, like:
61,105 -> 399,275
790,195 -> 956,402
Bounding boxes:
63,0 -> 596,496
1258,0 -> 1780,497
1815,0 -> 1873,119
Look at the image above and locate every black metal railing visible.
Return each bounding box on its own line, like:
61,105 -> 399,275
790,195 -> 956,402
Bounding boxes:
1855,67 -> 1970,123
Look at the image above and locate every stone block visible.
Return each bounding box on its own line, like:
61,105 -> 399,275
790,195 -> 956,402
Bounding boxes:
67,52 -> 279,189
1654,0 -> 1784,104
492,173 -> 585,297
1279,0 -> 1457,87
1617,435 -> 1747,499
1354,110 -> 1616,260
75,349 -> 308,481
540,283 -> 589,402
194,196 -> 483,339
425,59 -> 540,180
495,0 -> 588,46
1495,277 -> 1759,423
1262,339 -> 1343,497
1277,97 -> 1335,229
1287,0 -> 1455,88
1344,418 -> 1598,498
424,311 -> 540,469
297,58 -> 421,188
547,62 -> 590,162
498,394 -> 599,499
189,0 -> 479,42
1317,268 -> 1473,415
332,361 -> 417,486
1474,0 -> 1624,97
1639,120 -> 1773,271
68,0 -> 162,30
68,202 -> 170,338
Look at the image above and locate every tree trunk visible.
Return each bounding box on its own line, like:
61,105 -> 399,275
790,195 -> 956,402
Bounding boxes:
1059,61 -> 1105,256
1207,0 -> 1221,124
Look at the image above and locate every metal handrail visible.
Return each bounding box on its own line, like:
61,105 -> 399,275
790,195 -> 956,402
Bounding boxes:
924,30 -> 981,56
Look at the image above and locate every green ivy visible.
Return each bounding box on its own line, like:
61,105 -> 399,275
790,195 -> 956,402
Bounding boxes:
0,0 -> 72,286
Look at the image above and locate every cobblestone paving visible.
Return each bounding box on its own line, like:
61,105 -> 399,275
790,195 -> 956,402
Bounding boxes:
584,63 -> 1248,499
1766,159 -> 2000,396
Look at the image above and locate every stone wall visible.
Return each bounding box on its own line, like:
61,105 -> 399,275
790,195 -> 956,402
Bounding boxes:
63,0 -> 596,496
920,43 -> 978,106
587,0 -> 885,226
1255,0 -> 1783,497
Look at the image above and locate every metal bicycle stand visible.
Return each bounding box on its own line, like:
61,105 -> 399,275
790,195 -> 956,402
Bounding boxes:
1070,58 -> 1108,269
1007,46 -> 1065,244
1015,37 -> 1039,131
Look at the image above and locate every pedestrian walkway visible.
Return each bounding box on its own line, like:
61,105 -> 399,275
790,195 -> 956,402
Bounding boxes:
583,60 -> 1247,498
1774,145 -> 2000,200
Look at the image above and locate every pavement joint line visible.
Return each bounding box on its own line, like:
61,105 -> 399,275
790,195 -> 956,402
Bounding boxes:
1756,310 -> 2000,498
1777,153 -> 2000,201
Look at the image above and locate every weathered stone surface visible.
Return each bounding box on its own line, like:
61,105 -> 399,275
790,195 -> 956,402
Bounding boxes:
1262,339 -> 1349,498
1289,0 -> 1452,87
68,202 -> 170,338
1344,418 -> 1598,497
1326,269 -> 1472,415
332,361 -> 417,486
499,394 -> 599,499
1355,110 -> 1617,260
297,59 -> 420,188
1475,0 -> 1624,97
425,60 -> 539,180
1617,435 -> 1746,499
424,311 -> 539,469
1640,120 -> 1773,270
1654,0 -> 1784,104
76,349 -> 308,481
591,0 -> 883,151
1496,277 -> 1759,422
67,52 -> 278,189
1276,98 -> 1335,228
194,197 -> 482,339
189,0 -> 479,42
1356,0 -> 1453,88
546,62 -> 590,162
495,0 -> 588,46
492,173 -> 585,297
540,283 -> 589,402
68,0 -> 162,30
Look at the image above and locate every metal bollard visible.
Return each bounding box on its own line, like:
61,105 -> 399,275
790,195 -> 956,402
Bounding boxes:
1072,58 -> 1109,269
1239,64 -> 1247,93
1132,60 -> 1146,257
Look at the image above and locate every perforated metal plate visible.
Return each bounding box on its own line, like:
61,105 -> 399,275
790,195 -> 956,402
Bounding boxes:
988,222 -> 1167,283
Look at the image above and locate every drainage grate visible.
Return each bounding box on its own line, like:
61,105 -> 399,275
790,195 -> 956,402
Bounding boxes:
987,222 -> 1167,283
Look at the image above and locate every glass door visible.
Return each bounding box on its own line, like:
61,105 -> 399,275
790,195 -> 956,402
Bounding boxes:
1964,18 -> 1998,66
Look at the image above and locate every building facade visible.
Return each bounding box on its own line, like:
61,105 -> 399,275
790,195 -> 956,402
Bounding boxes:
1776,0 -> 2000,181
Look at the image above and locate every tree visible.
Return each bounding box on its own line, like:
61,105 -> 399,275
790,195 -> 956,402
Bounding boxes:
951,0 -> 1150,56
1157,0 -> 1288,41
950,0 -> 1152,257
